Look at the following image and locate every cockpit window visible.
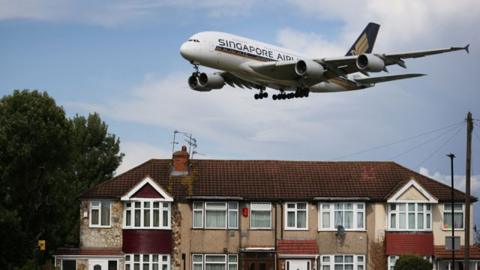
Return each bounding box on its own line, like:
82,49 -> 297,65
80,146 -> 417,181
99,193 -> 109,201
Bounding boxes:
188,39 -> 200,43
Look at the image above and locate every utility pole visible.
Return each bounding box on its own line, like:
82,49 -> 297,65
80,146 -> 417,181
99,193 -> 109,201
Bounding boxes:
465,112 -> 473,269
448,153 -> 456,270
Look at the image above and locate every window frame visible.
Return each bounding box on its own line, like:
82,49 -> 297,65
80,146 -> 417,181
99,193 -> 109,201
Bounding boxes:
318,202 -> 366,231
284,202 -> 308,230
124,254 -> 170,270
123,200 -> 171,230
192,254 -> 238,270
192,201 -> 239,230
320,255 -> 365,270
443,203 -> 465,230
387,202 -> 432,231
89,200 -> 112,228
250,202 -> 272,230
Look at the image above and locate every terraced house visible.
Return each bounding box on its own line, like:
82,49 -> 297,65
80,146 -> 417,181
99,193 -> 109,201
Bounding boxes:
55,146 -> 479,270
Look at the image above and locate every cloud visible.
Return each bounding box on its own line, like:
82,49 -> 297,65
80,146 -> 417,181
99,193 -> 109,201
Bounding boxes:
419,167 -> 480,196
283,0 -> 480,51
0,0 -> 256,26
116,140 -> 170,175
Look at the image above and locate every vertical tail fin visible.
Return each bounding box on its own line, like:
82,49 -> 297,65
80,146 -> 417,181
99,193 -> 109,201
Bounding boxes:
345,22 -> 380,56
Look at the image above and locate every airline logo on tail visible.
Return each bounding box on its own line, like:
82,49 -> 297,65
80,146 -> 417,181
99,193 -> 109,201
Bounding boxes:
346,22 -> 380,56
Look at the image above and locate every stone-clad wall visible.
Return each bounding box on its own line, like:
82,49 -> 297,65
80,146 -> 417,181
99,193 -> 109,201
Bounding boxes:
79,200 -> 123,248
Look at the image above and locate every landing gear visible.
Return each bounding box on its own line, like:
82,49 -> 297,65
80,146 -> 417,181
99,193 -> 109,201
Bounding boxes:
254,91 -> 268,100
272,88 -> 309,100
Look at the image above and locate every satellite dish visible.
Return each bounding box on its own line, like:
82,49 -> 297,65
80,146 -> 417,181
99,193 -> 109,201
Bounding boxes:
336,225 -> 345,237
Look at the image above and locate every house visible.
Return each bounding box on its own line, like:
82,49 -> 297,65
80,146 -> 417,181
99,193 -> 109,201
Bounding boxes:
55,146 -> 479,270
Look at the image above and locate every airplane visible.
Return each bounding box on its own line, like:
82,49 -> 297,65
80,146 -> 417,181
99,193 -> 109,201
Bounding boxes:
179,22 -> 469,100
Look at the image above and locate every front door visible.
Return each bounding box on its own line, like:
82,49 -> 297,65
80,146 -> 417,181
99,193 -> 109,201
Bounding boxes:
287,260 -> 310,270
89,259 -> 108,270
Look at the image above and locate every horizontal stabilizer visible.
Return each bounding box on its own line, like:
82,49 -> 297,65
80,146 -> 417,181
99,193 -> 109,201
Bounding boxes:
355,73 -> 425,84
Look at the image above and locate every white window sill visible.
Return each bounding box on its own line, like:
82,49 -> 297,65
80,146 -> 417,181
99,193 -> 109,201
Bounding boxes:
441,228 -> 465,231
250,227 -> 273,230
89,225 -> 112,229
318,229 -> 366,232
385,229 -> 433,232
285,228 -> 309,231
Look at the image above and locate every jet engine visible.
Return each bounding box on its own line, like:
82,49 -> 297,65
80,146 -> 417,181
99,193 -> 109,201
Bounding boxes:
188,74 -> 211,91
198,72 -> 225,89
295,59 -> 325,79
356,54 -> 385,72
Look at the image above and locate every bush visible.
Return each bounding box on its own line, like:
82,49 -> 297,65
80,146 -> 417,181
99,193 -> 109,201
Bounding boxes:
394,255 -> 432,270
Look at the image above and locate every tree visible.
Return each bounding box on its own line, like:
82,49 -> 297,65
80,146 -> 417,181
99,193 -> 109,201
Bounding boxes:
0,90 -> 123,268
394,255 -> 432,270
63,113 -> 124,245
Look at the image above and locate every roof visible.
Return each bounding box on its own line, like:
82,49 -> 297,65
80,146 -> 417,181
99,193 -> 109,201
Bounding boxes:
55,247 -> 123,256
277,240 -> 318,255
434,245 -> 480,259
385,232 -> 434,256
81,159 -> 474,202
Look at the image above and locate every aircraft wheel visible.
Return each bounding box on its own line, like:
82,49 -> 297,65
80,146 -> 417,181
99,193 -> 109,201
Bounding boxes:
263,92 -> 268,98
254,94 -> 259,99
272,95 -> 277,100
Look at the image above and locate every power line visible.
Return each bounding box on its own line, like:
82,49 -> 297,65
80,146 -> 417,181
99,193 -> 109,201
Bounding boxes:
388,124 -> 463,160
330,121 -> 464,160
416,125 -> 464,167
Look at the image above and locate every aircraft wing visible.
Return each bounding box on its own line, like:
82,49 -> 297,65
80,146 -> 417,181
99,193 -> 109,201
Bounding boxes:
249,61 -> 299,80
220,72 -> 263,89
354,73 -> 425,84
320,45 -> 469,74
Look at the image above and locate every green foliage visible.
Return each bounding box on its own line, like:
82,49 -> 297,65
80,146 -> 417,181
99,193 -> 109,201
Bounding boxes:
0,90 -> 123,268
394,255 -> 432,270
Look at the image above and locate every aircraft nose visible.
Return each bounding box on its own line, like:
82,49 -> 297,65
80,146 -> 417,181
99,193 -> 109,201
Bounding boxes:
180,42 -> 194,60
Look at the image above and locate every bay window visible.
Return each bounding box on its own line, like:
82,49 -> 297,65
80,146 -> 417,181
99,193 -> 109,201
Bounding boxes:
319,203 -> 365,230
192,254 -> 238,270
250,202 -> 271,229
125,254 -> 170,270
124,201 -> 171,229
285,202 -> 307,230
320,255 -> 365,270
90,200 -> 111,227
443,203 -> 464,229
193,202 -> 238,229
388,203 -> 432,231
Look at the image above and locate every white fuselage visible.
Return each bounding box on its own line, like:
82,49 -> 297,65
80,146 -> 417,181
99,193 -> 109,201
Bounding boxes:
180,31 -> 363,92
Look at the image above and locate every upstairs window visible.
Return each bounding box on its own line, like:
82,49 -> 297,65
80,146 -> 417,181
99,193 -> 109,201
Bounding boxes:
388,203 -> 432,231
443,203 -> 464,229
285,202 -> 308,230
193,201 -> 238,229
250,202 -> 272,229
319,203 -> 365,230
90,201 -> 111,227
124,201 -> 171,229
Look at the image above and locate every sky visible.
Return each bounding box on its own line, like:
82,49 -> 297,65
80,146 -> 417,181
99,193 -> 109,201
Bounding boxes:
1,0 -> 480,223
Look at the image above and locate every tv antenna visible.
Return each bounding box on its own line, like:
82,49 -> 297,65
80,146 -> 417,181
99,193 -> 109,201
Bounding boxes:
171,130 -> 199,158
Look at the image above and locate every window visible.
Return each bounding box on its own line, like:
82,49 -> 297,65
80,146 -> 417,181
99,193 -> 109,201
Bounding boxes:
90,201 -> 111,227
192,254 -> 238,270
250,203 -> 271,229
285,202 -> 308,230
443,203 -> 464,229
108,261 -> 117,270
62,260 -> 76,270
388,256 -> 398,270
388,203 -> 432,231
446,236 -> 461,250
124,201 -> 171,229
125,254 -> 170,270
320,255 -> 364,270
192,202 -> 238,229
319,203 -> 365,230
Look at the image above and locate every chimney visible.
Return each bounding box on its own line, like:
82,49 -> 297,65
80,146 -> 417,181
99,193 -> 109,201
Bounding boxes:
171,145 -> 189,176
